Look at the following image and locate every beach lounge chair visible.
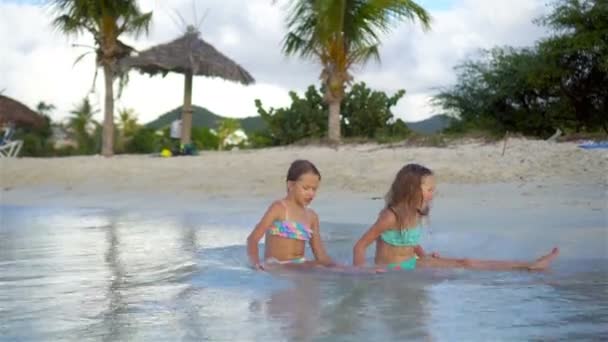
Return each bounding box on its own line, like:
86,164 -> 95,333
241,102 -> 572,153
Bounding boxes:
0,140 -> 23,157
0,126 -> 23,157
579,140 -> 608,149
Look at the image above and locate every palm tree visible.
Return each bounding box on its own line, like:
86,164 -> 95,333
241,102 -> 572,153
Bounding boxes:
50,0 -> 152,157
68,98 -> 98,154
116,107 -> 139,152
280,0 -> 431,143
36,102 -> 56,117
117,107 -> 139,137
35,101 -> 55,141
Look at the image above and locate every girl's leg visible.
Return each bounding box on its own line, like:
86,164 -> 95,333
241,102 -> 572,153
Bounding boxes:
281,260 -> 323,269
268,260 -> 380,274
262,258 -> 319,270
416,247 -> 559,271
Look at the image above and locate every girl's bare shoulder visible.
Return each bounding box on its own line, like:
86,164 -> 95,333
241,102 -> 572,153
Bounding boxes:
378,207 -> 398,223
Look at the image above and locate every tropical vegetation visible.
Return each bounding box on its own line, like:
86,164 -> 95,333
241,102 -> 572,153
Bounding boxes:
433,0 -> 607,137
6,0 -> 606,158
49,0 -> 152,156
278,0 -> 431,142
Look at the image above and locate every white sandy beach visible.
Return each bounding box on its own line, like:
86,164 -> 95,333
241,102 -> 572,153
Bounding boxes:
0,138 -> 606,208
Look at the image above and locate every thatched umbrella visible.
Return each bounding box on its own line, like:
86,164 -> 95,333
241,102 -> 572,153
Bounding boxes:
0,95 -> 45,129
120,27 -> 255,144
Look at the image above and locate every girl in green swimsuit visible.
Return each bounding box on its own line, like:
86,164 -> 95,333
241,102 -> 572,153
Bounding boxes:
353,163 -> 559,271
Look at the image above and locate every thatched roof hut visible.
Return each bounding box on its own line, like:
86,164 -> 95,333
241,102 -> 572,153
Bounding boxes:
0,95 -> 45,129
120,27 -> 255,144
121,29 -> 255,83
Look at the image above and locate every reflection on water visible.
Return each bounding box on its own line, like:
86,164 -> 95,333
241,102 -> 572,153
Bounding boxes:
0,199 -> 607,341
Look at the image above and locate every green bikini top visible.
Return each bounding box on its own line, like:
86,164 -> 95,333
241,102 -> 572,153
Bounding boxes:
380,223 -> 422,246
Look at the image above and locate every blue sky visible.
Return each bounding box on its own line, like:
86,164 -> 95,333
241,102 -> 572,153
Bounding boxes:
1,0 -> 550,124
417,0 -> 456,11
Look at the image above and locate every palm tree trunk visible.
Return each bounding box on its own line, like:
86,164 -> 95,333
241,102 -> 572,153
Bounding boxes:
181,72 -> 193,145
102,63 -> 115,157
328,98 -> 341,143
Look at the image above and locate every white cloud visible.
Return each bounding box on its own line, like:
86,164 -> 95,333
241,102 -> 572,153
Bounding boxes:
357,0 -> 550,119
1,0 -> 551,124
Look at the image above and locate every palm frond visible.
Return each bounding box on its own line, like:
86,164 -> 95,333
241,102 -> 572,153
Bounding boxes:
89,66 -> 98,93
118,11 -> 152,37
283,1 -> 320,57
117,72 -> 129,99
348,45 -> 381,66
280,0 -> 431,70
72,51 -> 95,67
283,32 -> 320,58
50,0 -> 153,39
52,14 -> 85,34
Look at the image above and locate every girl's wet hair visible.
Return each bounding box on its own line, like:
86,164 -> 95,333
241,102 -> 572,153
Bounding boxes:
286,159 -> 321,182
385,163 -> 433,228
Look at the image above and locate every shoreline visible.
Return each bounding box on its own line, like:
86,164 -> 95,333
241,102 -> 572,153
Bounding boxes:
1,139 -> 606,209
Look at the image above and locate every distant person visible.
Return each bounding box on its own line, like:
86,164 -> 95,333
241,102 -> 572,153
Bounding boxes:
170,119 -> 184,155
170,119 -> 182,140
353,163 -> 559,271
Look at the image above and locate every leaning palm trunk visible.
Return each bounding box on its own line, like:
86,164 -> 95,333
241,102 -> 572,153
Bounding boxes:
181,71 -> 194,145
322,68 -> 349,143
327,98 -> 341,142
102,63 -> 115,157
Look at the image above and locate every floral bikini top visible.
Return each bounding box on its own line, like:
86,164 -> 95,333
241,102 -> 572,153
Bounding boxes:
267,201 -> 313,241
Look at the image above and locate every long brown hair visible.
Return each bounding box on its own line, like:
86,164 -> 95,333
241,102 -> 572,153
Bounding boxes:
385,163 -> 433,228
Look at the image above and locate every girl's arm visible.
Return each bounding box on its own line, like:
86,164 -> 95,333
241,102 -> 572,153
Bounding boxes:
352,209 -> 395,266
246,201 -> 281,269
309,211 -> 336,267
414,245 -> 440,258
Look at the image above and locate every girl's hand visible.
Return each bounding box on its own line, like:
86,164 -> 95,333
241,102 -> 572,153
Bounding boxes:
374,267 -> 387,274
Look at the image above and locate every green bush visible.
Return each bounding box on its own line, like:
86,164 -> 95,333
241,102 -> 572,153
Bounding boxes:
248,132 -> 274,148
20,133 -> 53,156
54,145 -> 79,156
255,82 -> 410,146
126,128 -> 161,154
191,127 -> 219,150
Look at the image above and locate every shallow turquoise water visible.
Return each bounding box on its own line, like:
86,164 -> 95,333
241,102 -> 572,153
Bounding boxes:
1,187 -> 606,341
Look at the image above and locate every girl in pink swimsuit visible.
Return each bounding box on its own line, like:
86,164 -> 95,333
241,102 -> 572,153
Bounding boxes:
247,160 -> 337,270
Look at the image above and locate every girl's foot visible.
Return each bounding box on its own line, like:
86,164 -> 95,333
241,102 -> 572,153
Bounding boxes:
528,247 -> 560,270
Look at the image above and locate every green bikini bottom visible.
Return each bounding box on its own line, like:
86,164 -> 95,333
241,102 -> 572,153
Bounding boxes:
386,257 -> 418,271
